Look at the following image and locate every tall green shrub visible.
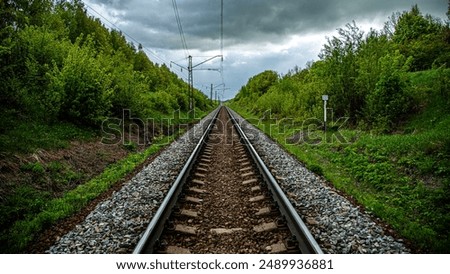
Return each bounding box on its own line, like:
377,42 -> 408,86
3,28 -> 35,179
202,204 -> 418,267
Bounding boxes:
15,26 -> 71,120
52,36 -> 112,126
364,51 -> 413,131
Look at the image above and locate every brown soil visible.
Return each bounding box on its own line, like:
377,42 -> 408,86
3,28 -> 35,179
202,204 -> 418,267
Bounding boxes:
0,135 -> 154,253
25,144 -> 165,254
0,140 -> 132,201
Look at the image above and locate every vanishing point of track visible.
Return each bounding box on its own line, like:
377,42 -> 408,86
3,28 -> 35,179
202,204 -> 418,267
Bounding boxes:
133,106 -> 323,254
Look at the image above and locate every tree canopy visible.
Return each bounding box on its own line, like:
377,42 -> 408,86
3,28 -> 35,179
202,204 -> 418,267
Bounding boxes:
0,0 -> 211,128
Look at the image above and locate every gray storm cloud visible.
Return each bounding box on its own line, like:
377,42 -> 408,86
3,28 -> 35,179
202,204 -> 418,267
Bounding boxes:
84,0 -> 447,99
86,0 -> 445,50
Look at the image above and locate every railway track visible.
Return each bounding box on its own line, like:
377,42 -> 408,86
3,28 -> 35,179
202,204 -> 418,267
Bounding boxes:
133,106 -> 322,254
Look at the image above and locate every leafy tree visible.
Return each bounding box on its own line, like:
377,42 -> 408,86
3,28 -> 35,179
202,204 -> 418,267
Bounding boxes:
233,5 -> 450,132
4,0 -> 53,29
16,25 -> 71,120
354,30 -> 392,116
50,36 -> 112,126
0,0 -> 18,109
106,52 -> 148,117
364,51 -> 413,131
235,70 -> 278,108
393,5 -> 447,70
249,70 -> 279,96
319,22 -> 364,123
134,48 -> 155,72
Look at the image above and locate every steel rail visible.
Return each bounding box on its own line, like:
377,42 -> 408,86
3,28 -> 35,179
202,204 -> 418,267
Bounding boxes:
133,107 -> 221,254
226,107 -> 324,254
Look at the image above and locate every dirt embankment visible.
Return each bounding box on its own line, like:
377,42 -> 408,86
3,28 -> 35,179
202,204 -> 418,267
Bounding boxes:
0,133 -> 154,253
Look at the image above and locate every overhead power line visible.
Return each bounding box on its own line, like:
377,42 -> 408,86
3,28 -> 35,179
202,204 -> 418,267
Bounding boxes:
221,0 -> 224,62
82,1 -> 168,65
172,0 -> 189,58
220,0 -> 225,87
168,0 -> 226,109
171,55 -> 222,110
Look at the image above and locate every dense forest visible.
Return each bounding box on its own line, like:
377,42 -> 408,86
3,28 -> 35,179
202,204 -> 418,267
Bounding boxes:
232,5 -> 450,252
0,0 -> 212,130
234,5 -> 449,132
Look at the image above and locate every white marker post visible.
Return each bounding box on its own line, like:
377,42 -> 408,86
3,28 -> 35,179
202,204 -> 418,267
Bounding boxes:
322,95 -> 328,132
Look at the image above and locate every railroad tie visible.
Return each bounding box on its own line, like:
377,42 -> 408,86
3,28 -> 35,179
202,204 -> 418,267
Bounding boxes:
242,178 -> 258,186
185,196 -> 202,204
175,225 -> 197,235
181,209 -> 198,218
165,246 -> 191,254
251,186 -> 261,192
210,228 -> 243,235
196,167 -> 208,173
253,222 -> 278,233
249,195 -> 266,202
268,242 -> 288,254
255,207 -> 271,216
240,161 -> 252,167
194,172 -> 206,178
191,179 -> 206,186
189,187 -> 207,194
239,166 -> 252,173
240,172 -> 255,178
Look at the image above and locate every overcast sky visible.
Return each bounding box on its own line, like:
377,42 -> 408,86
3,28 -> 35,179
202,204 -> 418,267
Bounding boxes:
83,0 -> 447,100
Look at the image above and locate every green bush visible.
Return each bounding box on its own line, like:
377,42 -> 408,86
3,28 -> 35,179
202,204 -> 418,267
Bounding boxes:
15,26 -> 71,120
364,51 -> 414,132
145,91 -> 178,114
51,36 -> 112,126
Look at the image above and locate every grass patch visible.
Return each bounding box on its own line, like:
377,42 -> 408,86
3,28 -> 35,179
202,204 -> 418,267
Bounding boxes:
1,133 -> 177,253
229,102 -> 450,253
0,118 -> 95,154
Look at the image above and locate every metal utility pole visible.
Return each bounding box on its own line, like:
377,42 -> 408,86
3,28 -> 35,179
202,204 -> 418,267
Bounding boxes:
170,0 -> 224,110
171,55 -> 222,110
188,55 -> 193,110
211,83 -> 225,106
210,83 -> 213,101
214,86 -> 229,105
